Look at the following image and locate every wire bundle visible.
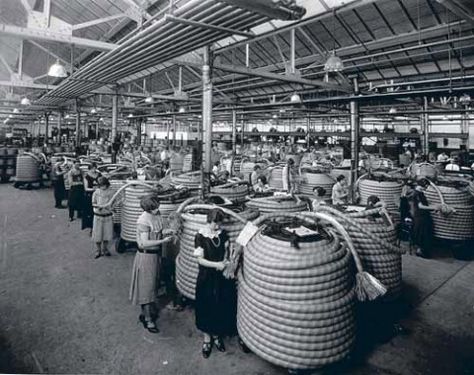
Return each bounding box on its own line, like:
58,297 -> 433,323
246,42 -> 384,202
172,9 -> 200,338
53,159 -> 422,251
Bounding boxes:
237,220 -> 356,370
247,196 -> 308,214
425,184 -> 474,240
15,154 -> 40,182
109,180 -> 127,224
268,165 -> 284,190
170,171 -> 201,193
121,184 -> 155,242
358,179 -> 402,221
210,183 -> 249,203
319,206 -> 402,300
299,170 -> 335,199
176,205 -> 258,300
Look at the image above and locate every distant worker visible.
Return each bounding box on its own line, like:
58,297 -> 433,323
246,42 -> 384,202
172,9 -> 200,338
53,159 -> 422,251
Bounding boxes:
437,151 -> 449,162
250,165 -> 261,186
282,158 -> 296,193
331,175 -> 349,206
445,157 -> 460,171
311,186 -> 327,211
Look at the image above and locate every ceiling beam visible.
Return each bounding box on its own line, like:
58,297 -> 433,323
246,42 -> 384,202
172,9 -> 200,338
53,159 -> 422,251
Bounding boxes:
436,0 -> 474,25
0,24 -> 118,51
72,14 -> 128,31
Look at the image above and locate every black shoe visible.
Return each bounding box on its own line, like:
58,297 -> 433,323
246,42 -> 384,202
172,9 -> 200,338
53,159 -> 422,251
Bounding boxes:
213,337 -> 225,352
238,337 -> 251,353
94,252 -> 101,259
202,342 -> 212,358
415,249 -> 430,259
69,218 -> 74,222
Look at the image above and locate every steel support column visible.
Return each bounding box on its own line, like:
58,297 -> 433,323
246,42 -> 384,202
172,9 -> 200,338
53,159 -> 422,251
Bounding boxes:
350,78 -> 359,202
44,113 -> 49,145
136,119 -> 142,146
111,93 -> 118,163
306,116 -> 310,148
422,96 -> 429,156
172,115 -> 177,146
201,47 -> 213,197
57,112 -> 62,142
230,109 -> 237,176
75,109 -> 81,147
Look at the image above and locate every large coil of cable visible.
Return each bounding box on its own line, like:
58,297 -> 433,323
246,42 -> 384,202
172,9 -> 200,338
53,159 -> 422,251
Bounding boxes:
15,154 -> 40,182
409,162 -> 438,180
238,218 -> 355,370
469,181 -> 474,197
109,180 -> 127,224
319,206 -> 401,300
210,183 -> 249,203
247,196 -> 308,214
424,184 -> 474,241
268,165 -> 284,190
121,184 -> 154,242
358,179 -> 402,220
240,159 -> 271,181
169,153 -> 184,174
299,169 -> 335,199
176,205 -> 258,300
157,189 -> 191,222
171,171 -> 201,193
182,154 -> 193,172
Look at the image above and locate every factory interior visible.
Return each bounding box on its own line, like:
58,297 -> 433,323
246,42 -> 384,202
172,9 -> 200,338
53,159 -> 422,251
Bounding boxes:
1,0 -> 474,374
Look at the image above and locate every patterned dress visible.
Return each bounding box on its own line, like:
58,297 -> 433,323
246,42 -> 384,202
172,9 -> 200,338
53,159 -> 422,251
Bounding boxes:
129,212 -> 163,305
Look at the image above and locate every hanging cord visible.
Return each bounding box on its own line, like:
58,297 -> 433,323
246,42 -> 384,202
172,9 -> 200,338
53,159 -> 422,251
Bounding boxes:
426,180 -> 456,216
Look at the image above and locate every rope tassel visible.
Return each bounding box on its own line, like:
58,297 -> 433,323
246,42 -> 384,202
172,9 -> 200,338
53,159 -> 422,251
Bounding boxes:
355,272 -> 387,301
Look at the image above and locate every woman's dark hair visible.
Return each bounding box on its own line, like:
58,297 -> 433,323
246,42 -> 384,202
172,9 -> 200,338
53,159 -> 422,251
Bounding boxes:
97,176 -> 110,188
89,162 -> 97,169
287,158 -> 295,165
336,174 -> 346,182
206,208 -> 224,224
254,165 -> 261,171
367,195 -> 380,206
140,195 -> 160,212
313,186 -> 326,197
417,178 -> 430,188
257,175 -> 267,184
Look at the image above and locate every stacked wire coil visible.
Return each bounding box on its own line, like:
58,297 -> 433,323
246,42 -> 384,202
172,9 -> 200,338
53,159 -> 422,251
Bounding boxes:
358,179 -> 402,221
170,171 -> 201,193
109,180 -> 127,224
299,169 -> 335,199
247,196 -> 308,214
175,206 -> 258,300
15,154 -> 40,182
121,184 -> 154,242
237,221 -> 356,370
210,183 -> 249,203
425,184 -> 474,241
320,206 -> 402,300
268,165 -> 284,190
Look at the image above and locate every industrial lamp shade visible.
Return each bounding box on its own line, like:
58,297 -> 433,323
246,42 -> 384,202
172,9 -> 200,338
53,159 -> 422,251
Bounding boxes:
178,105 -> 186,113
145,96 -> 154,104
48,60 -> 68,78
20,97 -> 31,106
290,93 -> 301,103
389,107 -> 397,114
324,51 -> 344,72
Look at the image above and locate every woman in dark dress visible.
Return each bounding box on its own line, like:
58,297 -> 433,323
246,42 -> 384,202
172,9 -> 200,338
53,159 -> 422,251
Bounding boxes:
194,209 -> 237,358
82,163 -> 101,232
67,160 -> 85,222
400,178 -> 437,258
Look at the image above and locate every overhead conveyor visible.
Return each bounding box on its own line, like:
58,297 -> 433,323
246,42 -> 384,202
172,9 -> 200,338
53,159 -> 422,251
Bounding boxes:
36,0 -> 306,106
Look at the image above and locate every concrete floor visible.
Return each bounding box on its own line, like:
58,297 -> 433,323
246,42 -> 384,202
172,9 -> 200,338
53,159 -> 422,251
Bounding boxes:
0,183 -> 474,375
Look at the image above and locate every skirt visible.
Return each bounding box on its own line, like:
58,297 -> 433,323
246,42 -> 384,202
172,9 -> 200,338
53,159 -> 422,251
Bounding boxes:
92,215 -> 113,242
69,185 -> 84,211
129,252 -> 161,305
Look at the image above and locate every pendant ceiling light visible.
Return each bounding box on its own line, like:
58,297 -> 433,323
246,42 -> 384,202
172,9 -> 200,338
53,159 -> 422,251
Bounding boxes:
324,51 -> 344,73
145,96 -> 154,104
13,108 -> 19,113
48,59 -> 68,78
389,107 -> 397,114
90,108 -> 97,114
178,105 -> 186,113
20,97 -> 31,106
290,93 -> 301,103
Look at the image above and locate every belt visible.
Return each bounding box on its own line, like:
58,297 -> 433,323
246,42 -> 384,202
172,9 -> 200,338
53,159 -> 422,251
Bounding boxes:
137,247 -> 161,254
94,213 -> 112,217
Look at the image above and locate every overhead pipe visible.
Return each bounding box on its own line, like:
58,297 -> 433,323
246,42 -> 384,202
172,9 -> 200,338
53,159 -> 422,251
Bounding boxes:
219,0 -> 306,20
38,1 -> 270,103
